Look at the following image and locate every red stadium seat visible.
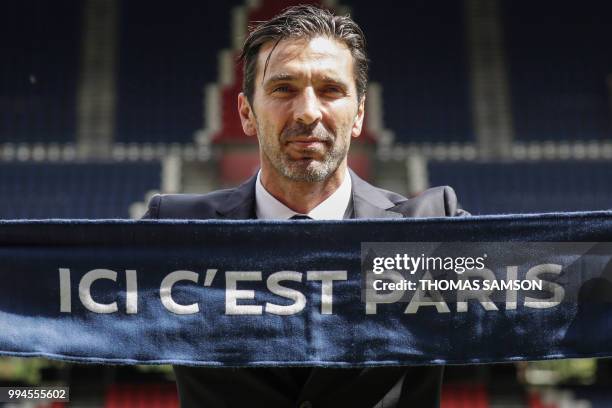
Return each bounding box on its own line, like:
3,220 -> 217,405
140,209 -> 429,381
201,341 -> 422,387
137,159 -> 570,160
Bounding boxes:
104,383 -> 179,408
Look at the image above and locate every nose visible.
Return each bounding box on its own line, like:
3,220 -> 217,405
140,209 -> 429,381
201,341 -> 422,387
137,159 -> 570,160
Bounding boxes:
293,87 -> 322,125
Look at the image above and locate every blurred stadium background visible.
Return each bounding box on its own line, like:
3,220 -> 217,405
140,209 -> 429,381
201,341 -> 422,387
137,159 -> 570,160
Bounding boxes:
1,0 -> 611,406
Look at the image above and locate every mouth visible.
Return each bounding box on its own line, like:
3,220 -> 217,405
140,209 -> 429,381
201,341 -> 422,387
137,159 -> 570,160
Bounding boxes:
285,137 -> 328,148
287,141 -> 325,149
283,138 -> 327,161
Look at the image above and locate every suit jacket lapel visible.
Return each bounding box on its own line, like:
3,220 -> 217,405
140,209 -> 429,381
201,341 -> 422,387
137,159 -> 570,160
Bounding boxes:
216,174 -> 258,220
350,170 -> 403,219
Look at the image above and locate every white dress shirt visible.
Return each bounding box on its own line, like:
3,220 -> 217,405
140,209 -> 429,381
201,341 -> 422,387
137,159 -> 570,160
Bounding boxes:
255,169 -> 352,220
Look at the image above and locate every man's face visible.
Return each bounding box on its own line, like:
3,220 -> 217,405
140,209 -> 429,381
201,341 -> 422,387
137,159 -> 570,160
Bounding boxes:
238,36 -> 365,182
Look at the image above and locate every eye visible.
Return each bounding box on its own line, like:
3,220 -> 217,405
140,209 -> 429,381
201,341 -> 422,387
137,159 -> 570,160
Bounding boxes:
272,85 -> 292,93
321,86 -> 345,97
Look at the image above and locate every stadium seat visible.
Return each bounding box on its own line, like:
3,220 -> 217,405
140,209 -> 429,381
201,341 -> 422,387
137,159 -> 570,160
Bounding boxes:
349,0 -> 473,144
0,161 -> 161,219
1,0 -> 80,143
115,0 -> 243,143
503,1 -> 612,141
428,160 -> 612,215
105,383 -> 178,408
441,383 -> 489,408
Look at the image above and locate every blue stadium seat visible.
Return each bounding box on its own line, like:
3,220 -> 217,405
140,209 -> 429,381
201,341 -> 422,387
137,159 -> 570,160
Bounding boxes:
350,0 -> 473,143
428,161 -> 612,214
572,386 -> 612,408
0,0 -> 80,143
503,1 -> 612,141
0,162 -> 161,219
115,0 -> 242,143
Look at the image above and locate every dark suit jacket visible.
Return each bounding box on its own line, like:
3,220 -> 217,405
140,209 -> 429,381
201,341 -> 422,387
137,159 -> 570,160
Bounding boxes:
143,170 -> 466,408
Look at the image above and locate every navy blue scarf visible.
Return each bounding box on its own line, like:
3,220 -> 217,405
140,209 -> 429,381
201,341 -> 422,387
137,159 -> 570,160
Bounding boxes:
1,212 -> 612,366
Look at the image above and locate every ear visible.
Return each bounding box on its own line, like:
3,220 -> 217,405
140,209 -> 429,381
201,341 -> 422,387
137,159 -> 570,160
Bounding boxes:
238,92 -> 257,137
351,96 -> 366,138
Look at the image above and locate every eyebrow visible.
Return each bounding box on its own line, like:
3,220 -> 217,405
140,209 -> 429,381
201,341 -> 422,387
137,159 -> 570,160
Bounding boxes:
320,75 -> 349,88
264,73 -> 297,85
264,74 -> 349,89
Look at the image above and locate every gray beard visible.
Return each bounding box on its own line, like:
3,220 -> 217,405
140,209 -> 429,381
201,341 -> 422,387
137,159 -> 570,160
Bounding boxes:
263,141 -> 348,182
258,120 -> 350,182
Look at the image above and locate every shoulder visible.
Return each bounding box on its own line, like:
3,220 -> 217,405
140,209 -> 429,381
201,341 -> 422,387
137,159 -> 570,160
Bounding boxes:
349,169 -> 467,218
141,189 -> 235,219
143,174 -> 257,220
390,185 -> 469,218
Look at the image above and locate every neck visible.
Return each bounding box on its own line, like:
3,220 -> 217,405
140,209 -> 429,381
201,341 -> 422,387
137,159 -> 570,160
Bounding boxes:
260,161 -> 347,214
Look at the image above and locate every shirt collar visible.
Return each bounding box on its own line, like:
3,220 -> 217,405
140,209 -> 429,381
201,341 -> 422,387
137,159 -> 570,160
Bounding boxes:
255,169 -> 352,220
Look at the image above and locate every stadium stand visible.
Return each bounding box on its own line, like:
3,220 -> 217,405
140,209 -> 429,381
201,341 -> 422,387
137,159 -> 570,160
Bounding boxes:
116,0 -> 242,143
0,161 -> 161,219
428,160 -> 612,215
528,387 -> 597,408
350,0 -> 473,144
571,386 -> 612,408
0,0 -> 80,143
441,383 -> 489,408
503,1 -> 612,142
212,60 -> 246,143
104,383 -> 179,408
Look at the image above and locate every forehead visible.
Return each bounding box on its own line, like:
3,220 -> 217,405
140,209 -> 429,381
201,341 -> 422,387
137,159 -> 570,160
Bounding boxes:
255,36 -> 355,85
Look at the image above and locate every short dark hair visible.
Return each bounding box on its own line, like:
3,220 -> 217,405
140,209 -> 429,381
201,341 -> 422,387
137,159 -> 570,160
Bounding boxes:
239,4 -> 368,105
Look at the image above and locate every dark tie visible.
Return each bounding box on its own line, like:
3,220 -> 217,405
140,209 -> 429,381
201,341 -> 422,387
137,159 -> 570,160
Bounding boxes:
290,215 -> 312,220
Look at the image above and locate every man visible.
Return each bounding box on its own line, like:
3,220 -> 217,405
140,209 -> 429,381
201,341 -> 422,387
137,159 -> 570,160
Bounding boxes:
144,5 -> 466,407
